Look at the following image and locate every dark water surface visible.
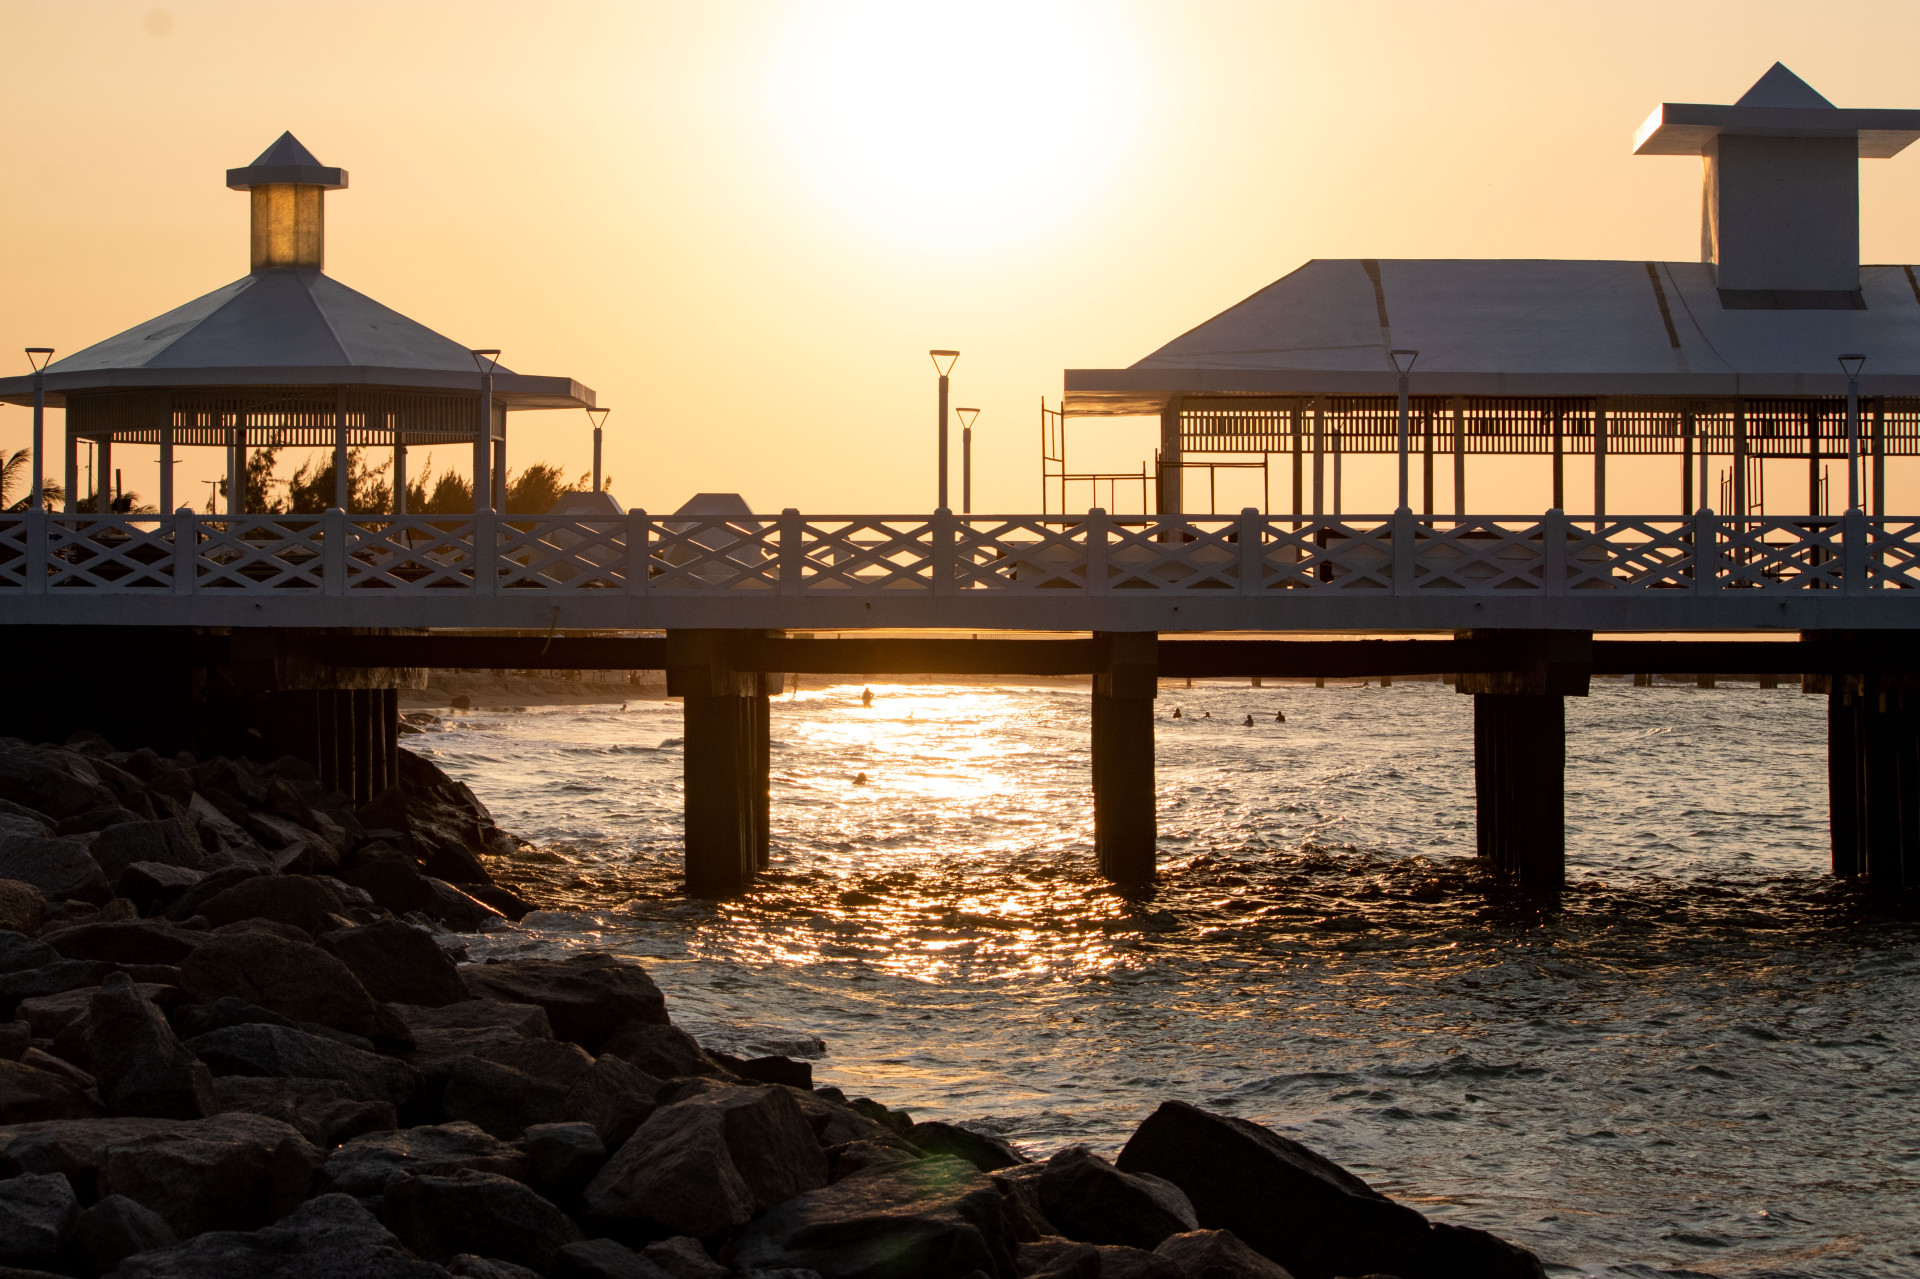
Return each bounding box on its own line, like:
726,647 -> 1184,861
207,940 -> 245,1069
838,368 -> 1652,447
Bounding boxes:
419,680 -> 1920,1278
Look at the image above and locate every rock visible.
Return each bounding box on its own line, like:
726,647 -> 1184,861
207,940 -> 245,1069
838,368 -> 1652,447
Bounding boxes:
95,1112 -> 323,1237
1423,1221 -> 1549,1279
319,921 -> 467,1007
461,954 -> 667,1052
88,973 -> 217,1119
723,1053 -> 813,1089
1017,1240 -> 1099,1279
1116,1101 -> 1433,1279
0,961 -> 113,1018
114,862 -> 206,909
0,1172 -> 78,1270
88,820 -> 205,881
555,1237 -> 676,1279
178,931 -> 405,1044
782,1086 -> 917,1152
422,879 -> 504,932
381,1170 -> 582,1271
1038,1145 -> 1197,1251
21,1047 -> 96,1093
75,1192 -> 178,1273
56,806 -> 147,837
640,1237 -> 728,1279
46,918 -> 205,966
1153,1230 -> 1297,1279
480,1037 -> 596,1086
443,1056 -> 569,1139
108,1192 -> 446,1279
0,1118 -> 182,1200
525,1121 -> 605,1190
464,885 -> 533,923
598,1021 -> 723,1078
0,805 -> 50,838
0,836 -> 109,903
0,1022 -> 27,1061
211,1075 -> 397,1148
19,980 -> 171,1045
559,1054 -> 661,1148
908,1121 -> 1027,1172
325,1123 -> 528,1197
392,999 -> 552,1041
185,1023 -> 419,1108
828,1139 -> 922,1183
1096,1245 -> 1187,1279
0,753 -> 117,820
0,933 -> 58,975
213,917 -> 315,945
198,876 -> 348,935
342,856 -> 437,915
449,1256 -> 545,1279
584,1084 -> 827,1237
0,883 -> 45,936
732,1155 -> 1017,1279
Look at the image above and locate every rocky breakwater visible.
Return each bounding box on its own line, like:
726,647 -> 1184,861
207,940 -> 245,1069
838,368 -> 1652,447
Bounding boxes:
0,733 -> 1549,1279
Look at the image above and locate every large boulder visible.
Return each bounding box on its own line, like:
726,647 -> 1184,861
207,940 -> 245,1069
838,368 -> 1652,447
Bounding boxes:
319,921 -> 467,1007
0,753 -> 118,820
94,1112 -> 323,1237
732,1154 -> 1018,1279
0,1118 -> 181,1198
0,834 -> 109,902
211,1075 -> 397,1149
0,932 -> 58,975
638,1236 -> 727,1279
598,1022 -> 724,1079
178,931 -> 405,1044
0,959 -> 114,1017
198,876 -> 348,935
907,1121 -> 1026,1173
442,1056 -> 569,1140
87,972 -> 218,1119
74,1192 -> 178,1274
44,919 -> 204,966
341,855 -> 437,916
583,1084 -> 826,1237
324,1123 -> 528,1197
88,820 -> 205,881
461,954 -> 666,1052
108,1192 -> 447,1279
1154,1229 -> 1296,1278
381,1170 -> 583,1272
1037,1145 -> 1197,1251
0,1057 -> 102,1124
0,882 -> 45,936
559,1054 -> 661,1149
184,1023 -> 419,1109
524,1122 -> 606,1191
1116,1101 -> 1543,1279
392,999 -> 552,1041
555,1237 -> 678,1278
0,1171 -> 79,1271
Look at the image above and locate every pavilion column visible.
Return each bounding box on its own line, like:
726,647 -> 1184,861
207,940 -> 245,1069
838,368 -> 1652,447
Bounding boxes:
393,412 -> 408,515
63,429 -> 76,514
333,390 -> 350,510
1733,399 -> 1749,520
1594,400 -> 1608,527
1421,406 -> 1434,516
668,629 -> 773,896
1452,396 -> 1466,515
1091,631 -> 1158,885
1454,629 -> 1591,897
1311,398 -> 1325,516
159,419 -> 174,515
97,437 -> 112,513
1872,398 -> 1885,517
1290,400 -> 1304,523
1809,405 -> 1823,517
1158,398 -> 1183,516
1682,408 -> 1695,512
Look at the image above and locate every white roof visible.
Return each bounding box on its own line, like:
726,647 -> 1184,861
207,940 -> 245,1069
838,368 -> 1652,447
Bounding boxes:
1064,258 -> 1920,413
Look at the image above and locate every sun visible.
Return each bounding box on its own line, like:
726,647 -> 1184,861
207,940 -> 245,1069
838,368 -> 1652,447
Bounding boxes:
764,0 -> 1143,250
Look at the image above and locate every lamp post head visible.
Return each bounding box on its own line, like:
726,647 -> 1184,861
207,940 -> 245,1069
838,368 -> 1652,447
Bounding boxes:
1839,353 -> 1866,380
470,349 -> 502,376
24,348 -> 53,373
929,349 -> 959,378
1389,349 -> 1419,376
955,407 -> 979,431
586,407 -> 611,431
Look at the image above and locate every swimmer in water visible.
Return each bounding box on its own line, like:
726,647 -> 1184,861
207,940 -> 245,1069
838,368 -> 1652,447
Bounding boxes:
853,771 -> 868,785
1203,710 -> 1211,719
1276,710 -> 1286,723
861,687 -> 873,707
1243,714 -> 1254,726
1172,706 -> 1182,719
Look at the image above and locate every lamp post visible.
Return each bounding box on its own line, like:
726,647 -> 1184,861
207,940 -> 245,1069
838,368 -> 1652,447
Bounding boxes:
1390,349 -> 1418,514
930,350 -> 958,510
23,349 -> 52,511
1840,354 -> 1865,514
471,349 -> 501,512
956,407 -> 979,514
586,407 -> 611,494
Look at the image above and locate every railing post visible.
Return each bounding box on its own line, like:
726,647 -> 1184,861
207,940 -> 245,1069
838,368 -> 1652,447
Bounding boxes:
1845,507 -> 1868,595
1542,508 -> 1567,595
323,507 -> 348,596
778,508 -> 803,597
1086,507 -> 1110,595
625,508 -> 649,596
1693,509 -> 1719,595
932,507 -> 956,597
1237,507 -> 1263,594
24,509 -> 46,596
1392,507 -> 1416,595
473,510 -> 496,596
171,508 -> 194,596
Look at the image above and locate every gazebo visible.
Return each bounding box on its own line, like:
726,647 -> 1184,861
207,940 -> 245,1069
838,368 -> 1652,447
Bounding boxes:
1058,64 -> 1920,522
0,132 -> 594,515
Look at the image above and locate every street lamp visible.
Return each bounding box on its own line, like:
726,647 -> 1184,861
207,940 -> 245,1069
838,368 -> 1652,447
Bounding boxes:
471,349 -> 501,513
955,408 -> 979,514
587,407 -> 611,494
1840,354 -> 1865,514
930,350 -> 959,511
23,349 -> 52,512
1390,349 -> 1418,514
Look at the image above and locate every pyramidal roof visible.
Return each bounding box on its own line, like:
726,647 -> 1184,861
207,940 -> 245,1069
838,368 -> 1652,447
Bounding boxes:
1734,62 -> 1834,109
1634,62 -> 1920,157
226,130 -> 346,190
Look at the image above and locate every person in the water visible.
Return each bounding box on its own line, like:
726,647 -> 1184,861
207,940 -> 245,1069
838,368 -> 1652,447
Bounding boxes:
1243,714 -> 1254,726
1172,707 -> 1182,719
861,687 -> 873,707
853,771 -> 868,785
1275,710 -> 1286,723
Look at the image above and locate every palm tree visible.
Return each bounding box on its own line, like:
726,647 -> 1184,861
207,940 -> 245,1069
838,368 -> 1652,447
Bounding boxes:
0,448 -> 63,512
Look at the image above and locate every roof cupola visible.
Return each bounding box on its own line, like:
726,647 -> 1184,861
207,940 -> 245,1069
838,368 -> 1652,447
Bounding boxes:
225,131 -> 347,272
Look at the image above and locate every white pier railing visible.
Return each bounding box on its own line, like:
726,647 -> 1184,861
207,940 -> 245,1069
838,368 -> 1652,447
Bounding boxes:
2,509 -> 1917,630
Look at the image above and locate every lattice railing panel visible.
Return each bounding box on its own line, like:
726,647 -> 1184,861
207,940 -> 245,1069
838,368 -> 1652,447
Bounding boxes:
192,517 -> 326,591
41,518 -> 177,591
1254,519 -> 1395,591
1105,519 -> 1242,591
0,518 -> 29,590
648,518 -> 779,592
1866,520 -> 1920,591
497,518 -> 627,592
1718,518 -> 1846,592
795,519 -> 935,593
954,518 -> 1091,592
345,518 -> 481,592
1412,520 -> 1544,592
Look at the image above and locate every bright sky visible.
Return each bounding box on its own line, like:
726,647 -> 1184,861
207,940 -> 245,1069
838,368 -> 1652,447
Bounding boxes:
5,0 -> 1920,516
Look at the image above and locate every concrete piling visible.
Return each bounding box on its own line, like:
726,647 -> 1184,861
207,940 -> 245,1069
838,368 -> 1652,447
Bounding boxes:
1092,632 -> 1159,885
668,630 -> 776,897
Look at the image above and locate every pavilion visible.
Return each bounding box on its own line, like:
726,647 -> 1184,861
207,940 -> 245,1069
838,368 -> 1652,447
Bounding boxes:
1059,64 -> 1920,522
0,133 -> 595,515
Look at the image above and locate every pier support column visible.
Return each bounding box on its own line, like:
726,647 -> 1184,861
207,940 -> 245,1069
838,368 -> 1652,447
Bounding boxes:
1454,630 -> 1590,897
1811,652 -> 1920,894
668,630 -> 776,897
1092,632 -> 1158,884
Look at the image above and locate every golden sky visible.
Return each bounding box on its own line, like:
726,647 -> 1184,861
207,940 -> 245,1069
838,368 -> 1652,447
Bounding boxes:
5,0 -> 1920,516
